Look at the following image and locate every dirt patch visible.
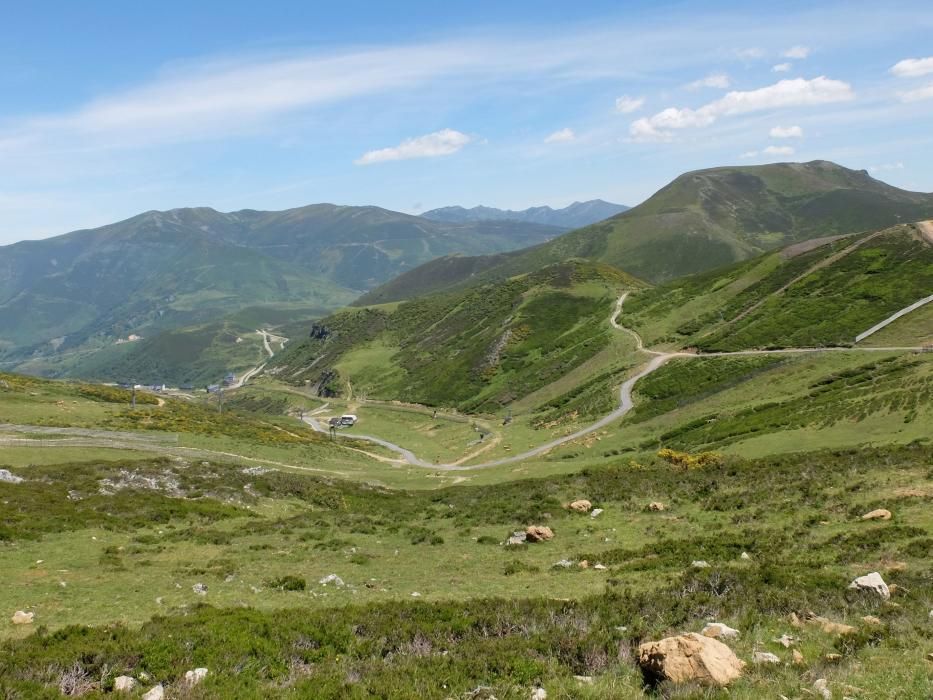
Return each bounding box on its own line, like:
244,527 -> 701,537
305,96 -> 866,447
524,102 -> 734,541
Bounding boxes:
781,234 -> 851,259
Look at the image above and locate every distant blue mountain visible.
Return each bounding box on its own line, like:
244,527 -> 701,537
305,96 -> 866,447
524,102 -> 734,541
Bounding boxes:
421,199 -> 629,229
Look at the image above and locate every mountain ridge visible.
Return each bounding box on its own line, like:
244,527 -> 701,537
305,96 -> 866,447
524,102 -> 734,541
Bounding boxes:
421,199 -> 629,228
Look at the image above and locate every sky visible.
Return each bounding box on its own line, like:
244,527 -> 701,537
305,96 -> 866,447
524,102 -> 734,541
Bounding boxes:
2,0 -> 933,244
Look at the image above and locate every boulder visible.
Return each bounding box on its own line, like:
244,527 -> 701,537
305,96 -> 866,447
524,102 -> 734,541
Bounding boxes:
815,617 -> 856,635
507,531 -> 527,545
861,615 -> 882,626
319,574 -> 345,587
114,676 -> 138,692
638,632 -> 745,687
0,469 -> 23,483
861,508 -> 891,521
185,668 -> 208,686
192,582 -> 208,595
142,686 -> 164,700
10,611 -> 33,625
848,571 -> 890,600
524,526 -> 554,543
568,500 -> 592,513
813,678 -> 831,700
773,634 -> 795,648
753,651 -> 780,664
590,508 -> 604,519
701,622 -> 740,640
530,688 -> 547,700
691,560 -> 710,569
740,552 -> 751,561
648,502 -> 666,511
792,649 -> 805,666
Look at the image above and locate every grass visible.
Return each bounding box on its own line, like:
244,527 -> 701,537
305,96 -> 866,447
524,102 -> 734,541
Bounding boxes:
1,444 -> 931,697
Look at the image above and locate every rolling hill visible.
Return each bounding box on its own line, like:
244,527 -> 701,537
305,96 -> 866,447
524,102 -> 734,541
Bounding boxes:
0,204 -> 562,376
421,199 -> 628,228
359,161 -> 933,304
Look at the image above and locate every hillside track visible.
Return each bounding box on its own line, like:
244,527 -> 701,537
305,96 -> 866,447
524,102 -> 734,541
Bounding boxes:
298,291 -> 928,471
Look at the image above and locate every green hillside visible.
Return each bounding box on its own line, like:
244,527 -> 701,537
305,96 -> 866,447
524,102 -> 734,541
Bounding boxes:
0,204 -> 562,378
360,161 -> 933,304
623,223 -> 933,351
272,260 -> 644,412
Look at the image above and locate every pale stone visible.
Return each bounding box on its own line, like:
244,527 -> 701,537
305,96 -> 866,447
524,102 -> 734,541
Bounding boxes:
701,622 -> 740,640
638,633 -> 745,687
849,571 -> 890,600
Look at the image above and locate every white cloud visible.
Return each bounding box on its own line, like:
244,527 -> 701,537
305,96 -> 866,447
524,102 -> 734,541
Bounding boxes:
630,76 -> 854,141
735,47 -> 765,60
889,57 -> 933,78
772,63 -> 792,73
763,145 -> 795,156
544,127 -> 576,143
686,73 -> 730,90
739,150 -> 759,159
355,129 -> 471,165
783,45 -> 810,59
898,82 -> 933,102
614,95 -> 645,113
769,124 -> 803,138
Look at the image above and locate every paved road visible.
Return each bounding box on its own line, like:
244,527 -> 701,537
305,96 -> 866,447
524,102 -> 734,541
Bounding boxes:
299,292 -> 929,471
230,330 -> 289,388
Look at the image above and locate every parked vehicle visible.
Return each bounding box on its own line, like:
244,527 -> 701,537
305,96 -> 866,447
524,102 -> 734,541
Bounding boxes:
339,414 -> 358,426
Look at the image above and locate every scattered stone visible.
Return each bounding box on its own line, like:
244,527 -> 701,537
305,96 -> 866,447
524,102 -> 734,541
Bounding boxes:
530,688 -> 547,700
573,675 -> 594,684
813,678 -> 831,700
824,653 -> 842,662
638,632 -> 745,687
590,508 -> 604,519
753,651 -> 781,664
691,560 -> 710,569
506,531 -> 527,545
740,552 -> 751,561
577,560 -> 589,569
568,499 -> 592,513
11,611 -> 33,625
773,634 -> 796,648
410,592 -> 422,597
926,652 -> 933,663
185,668 -> 208,686
319,574 -> 345,587
862,615 -> 882,626
524,525 -> 554,543
648,502 -> 666,511
0,469 -> 23,483
593,563 -> 607,570
138,671 -> 151,682
553,559 -> 574,568
861,508 -> 891,521
702,622 -> 740,640
114,676 -> 138,692
848,571 -> 891,599
802,612 -> 856,635
142,685 -> 164,700
792,649 -> 805,666
192,583 -> 208,595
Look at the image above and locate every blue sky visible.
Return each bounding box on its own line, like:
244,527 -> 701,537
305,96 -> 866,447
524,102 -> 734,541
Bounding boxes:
2,0 -> 933,243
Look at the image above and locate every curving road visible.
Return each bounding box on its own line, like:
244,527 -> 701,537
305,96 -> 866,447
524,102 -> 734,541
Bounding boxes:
299,291 -> 928,471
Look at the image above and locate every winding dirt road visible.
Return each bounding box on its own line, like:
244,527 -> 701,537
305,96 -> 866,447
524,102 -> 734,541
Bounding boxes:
300,290 -> 928,471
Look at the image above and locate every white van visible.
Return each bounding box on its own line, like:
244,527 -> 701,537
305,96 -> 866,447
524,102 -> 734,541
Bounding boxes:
339,414 -> 358,426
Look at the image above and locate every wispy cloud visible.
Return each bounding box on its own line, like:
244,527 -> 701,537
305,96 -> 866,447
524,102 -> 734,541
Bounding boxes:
631,76 -> 854,141
770,124 -> 803,138
735,47 -> 765,60
544,128 -> 576,143
890,56 -> 933,77
772,63 -> 792,73
869,162 -> 905,172
782,45 -> 810,59
614,95 -> 645,113
355,129 -> 471,165
686,73 -> 730,90
898,83 -> 933,102
763,145 -> 795,156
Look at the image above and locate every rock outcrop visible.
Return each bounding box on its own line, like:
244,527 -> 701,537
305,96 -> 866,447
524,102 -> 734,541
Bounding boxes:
524,526 -> 554,543
638,633 -> 745,687
10,611 -> 33,625
849,571 -> 891,599
701,622 -> 739,640
861,508 -> 892,521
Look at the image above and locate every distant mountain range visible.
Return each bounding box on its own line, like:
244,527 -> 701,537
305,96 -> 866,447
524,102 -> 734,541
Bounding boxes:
359,161 -> 933,304
0,204 -> 563,370
421,199 -> 629,229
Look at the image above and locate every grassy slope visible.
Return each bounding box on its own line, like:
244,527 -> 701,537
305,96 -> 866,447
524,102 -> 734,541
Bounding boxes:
272,261 -> 644,413
0,445 -> 931,698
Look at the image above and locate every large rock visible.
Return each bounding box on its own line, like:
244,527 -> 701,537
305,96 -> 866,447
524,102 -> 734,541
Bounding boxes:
861,508 -> 891,521
753,651 -> 780,664
0,469 -> 24,483
849,571 -> 890,599
11,611 -> 33,624
524,526 -> 554,543
638,632 -> 745,687
568,499 -> 592,513
648,502 -> 666,512
114,676 -> 138,692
